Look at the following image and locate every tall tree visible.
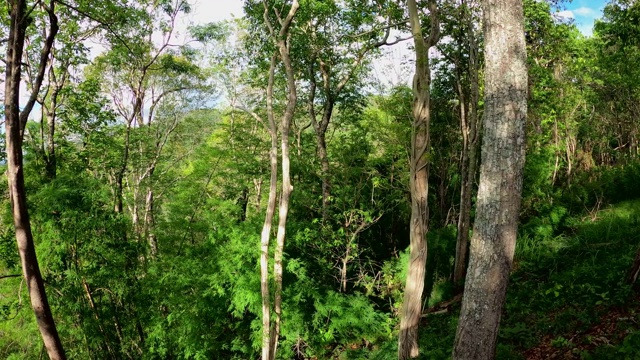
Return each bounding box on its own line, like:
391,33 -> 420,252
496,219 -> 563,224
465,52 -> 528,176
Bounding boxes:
243,1 -> 300,358
299,0 -> 402,219
3,0 -> 66,358
449,0 -> 482,286
452,0 -> 527,358
398,0 -> 439,358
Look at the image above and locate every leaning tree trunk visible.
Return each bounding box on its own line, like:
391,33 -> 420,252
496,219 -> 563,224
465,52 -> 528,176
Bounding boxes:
4,0 -> 66,359
398,0 -> 439,358
452,0 -> 527,358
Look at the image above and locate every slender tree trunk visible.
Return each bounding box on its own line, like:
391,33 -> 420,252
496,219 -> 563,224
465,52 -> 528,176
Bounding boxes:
316,123 -> 331,217
82,278 -> 116,358
307,59 -> 334,220
270,8 -> 299,356
115,122 -> 132,213
144,188 -> 157,257
627,249 -> 640,284
260,55 -> 279,360
453,6 -> 481,285
452,0 -> 527,357
398,0 -> 439,358
4,1 -> 65,359
45,86 -> 60,179
254,178 -> 263,211
454,83 -> 471,285
6,111 -> 67,360
258,3 -> 299,359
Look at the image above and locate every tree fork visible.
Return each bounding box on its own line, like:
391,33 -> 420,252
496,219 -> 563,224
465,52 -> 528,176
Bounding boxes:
4,0 -> 66,358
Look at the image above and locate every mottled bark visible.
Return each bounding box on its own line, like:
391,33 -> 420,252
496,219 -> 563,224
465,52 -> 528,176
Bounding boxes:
270,2 -> 299,357
260,55 -> 279,360
255,3 -> 300,359
398,0 -> 439,358
4,1 -> 66,359
452,0 -> 527,358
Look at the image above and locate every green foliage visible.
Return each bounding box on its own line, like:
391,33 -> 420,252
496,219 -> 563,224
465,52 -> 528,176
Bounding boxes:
5,0 -> 640,359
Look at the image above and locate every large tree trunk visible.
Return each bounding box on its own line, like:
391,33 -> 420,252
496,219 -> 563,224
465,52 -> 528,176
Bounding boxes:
398,0 -> 439,358
4,1 -> 65,359
452,0 -> 527,358
453,4 -> 481,285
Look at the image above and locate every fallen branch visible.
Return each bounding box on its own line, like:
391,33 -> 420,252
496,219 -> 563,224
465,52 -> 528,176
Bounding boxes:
422,293 -> 463,316
0,274 -> 21,280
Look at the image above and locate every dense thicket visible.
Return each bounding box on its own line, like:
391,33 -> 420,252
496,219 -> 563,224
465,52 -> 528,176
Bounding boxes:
2,0 -> 640,359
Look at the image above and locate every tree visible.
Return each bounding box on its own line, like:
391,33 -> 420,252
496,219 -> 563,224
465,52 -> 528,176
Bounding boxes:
398,0 -> 439,358
297,0 -> 403,219
445,0 -> 482,286
452,0 -> 527,358
243,1 -> 300,358
3,0 -> 66,358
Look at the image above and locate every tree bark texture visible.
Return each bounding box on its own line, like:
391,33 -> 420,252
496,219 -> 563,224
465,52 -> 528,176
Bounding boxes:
257,3 -> 299,359
398,0 -> 439,358
452,0 -> 527,358
260,55 -> 279,360
4,0 -> 66,359
270,3 -> 299,357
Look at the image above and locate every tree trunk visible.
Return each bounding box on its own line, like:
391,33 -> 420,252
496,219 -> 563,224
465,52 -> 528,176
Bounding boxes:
260,55 -> 279,360
307,59 -> 334,221
270,7 -> 299,356
453,4 -> 481,285
316,123 -> 331,217
454,82 -> 471,285
4,1 -> 65,359
115,122 -> 132,213
254,178 -> 263,211
627,248 -> 640,284
144,188 -> 157,257
398,0 -> 439,358
452,0 -> 527,357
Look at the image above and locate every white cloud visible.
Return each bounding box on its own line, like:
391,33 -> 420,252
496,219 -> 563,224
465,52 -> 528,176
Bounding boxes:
574,7 -> 598,17
556,10 -> 575,19
577,23 -> 594,37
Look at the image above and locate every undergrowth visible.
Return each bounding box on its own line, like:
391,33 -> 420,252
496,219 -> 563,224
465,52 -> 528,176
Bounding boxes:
368,199 -> 640,359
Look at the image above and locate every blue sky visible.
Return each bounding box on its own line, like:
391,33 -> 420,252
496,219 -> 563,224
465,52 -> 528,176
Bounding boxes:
557,0 -> 608,36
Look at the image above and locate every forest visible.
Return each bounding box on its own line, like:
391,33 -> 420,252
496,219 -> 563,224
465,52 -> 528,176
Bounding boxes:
1,0 -> 640,359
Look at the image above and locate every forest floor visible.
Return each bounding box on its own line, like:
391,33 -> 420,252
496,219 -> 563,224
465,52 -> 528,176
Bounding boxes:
399,200 -> 640,360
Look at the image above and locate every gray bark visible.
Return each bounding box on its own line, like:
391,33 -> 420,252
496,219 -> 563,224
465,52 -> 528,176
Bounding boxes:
4,0 -> 66,359
452,0 -> 527,358
270,2 -> 299,358
398,0 -> 439,358
260,55 -> 279,360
